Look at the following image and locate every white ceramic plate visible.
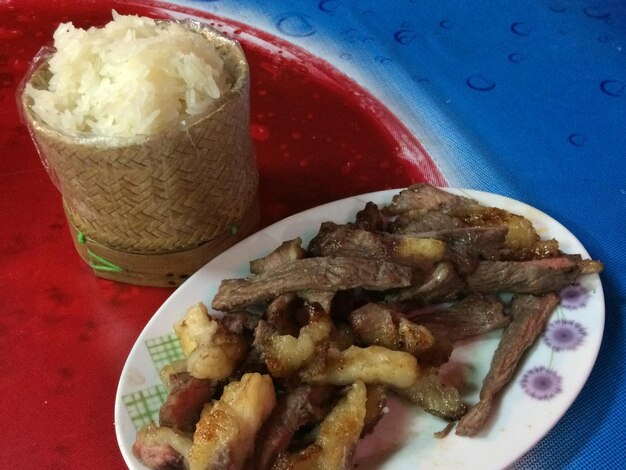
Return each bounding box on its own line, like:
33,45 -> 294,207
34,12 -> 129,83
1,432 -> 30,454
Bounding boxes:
115,188 -> 604,470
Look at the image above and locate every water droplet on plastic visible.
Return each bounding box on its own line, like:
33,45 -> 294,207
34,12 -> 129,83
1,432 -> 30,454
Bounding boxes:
341,161 -> 355,174
568,133 -> 587,147
466,75 -> 496,91
583,7 -> 610,19
439,19 -> 454,30
0,27 -> 22,39
600,80 -> 624,97
340,53 -> 352,60
394,29 -> 417,45
511,22 -> 532,36
375,56 -> 392,65
0,72 -> 14,89
508,52 -> 524,64
9,58 -> 28,73
275,13 -> 316,37
291,131 -> 302,140
549,3 -> 567,13
251,124 -> 270,141
318,0 -> 338,13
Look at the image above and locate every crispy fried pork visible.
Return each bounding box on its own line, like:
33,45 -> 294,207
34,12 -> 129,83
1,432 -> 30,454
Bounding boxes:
302,345 -> 419,389
188,373 -> 276,470
132,423 -> 192,470
348,303 -> 434,356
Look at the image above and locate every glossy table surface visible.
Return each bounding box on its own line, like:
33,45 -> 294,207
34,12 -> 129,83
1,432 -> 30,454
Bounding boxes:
1,1 -> 624,468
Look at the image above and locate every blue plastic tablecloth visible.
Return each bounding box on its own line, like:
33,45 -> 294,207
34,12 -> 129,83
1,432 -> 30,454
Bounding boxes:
179,0 -> 624,467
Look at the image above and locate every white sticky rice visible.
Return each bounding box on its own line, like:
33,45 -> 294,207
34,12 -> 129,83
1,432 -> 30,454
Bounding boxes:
25,11 -> 228,138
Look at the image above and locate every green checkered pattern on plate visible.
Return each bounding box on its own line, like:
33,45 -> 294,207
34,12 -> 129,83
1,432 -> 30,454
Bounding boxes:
146,333 -> 185,371
123,334 -> 185,430
122,384 -> 169,430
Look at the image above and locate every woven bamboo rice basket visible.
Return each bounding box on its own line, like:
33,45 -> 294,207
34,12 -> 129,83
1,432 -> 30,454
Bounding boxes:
20,21 -> 259,287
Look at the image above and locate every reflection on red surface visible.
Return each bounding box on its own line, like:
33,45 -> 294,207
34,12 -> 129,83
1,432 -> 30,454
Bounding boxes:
0,1 -> 443,468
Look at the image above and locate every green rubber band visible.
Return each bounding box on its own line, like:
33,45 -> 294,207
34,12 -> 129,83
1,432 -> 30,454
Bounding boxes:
87,249 -> 124,272
77,232 -> 87,244
88,262 -> 124,272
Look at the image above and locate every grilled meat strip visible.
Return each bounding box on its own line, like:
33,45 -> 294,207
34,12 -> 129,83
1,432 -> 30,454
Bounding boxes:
394,367 -> 467,421
383,183 -> 475,215
390,209 -> 465,235
465,257 -> 601,294
352,201 -> 387,232
386,261 -> 465,304
250,238 -> 307,274
212,256 -> 413,311
456,293 -> 560,436
407,293 -> 509,343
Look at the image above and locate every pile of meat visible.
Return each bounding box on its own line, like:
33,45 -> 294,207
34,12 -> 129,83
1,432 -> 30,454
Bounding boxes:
132,184 -> 602,470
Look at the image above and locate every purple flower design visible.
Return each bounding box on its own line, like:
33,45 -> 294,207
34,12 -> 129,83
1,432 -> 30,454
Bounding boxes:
521,367 -> 563,400
543,319 -> 587,352
560,283 -> 590,309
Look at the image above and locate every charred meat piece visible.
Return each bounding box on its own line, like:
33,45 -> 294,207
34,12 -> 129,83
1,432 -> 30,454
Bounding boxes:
159,372 -> 217,433
250,238 -> 307,274
212,256 -> 414,312
308,222 -> 446,270
464,257 -> 601,294
386,261 -> 465,305
383,183 -> 475,215
390,209 -> 465,235
132,423 -> 192,470
220,310 -> 260,336
348,303 -> 434,356
456,293 -> 560,436
254,384 -> 337,470
265,293 -> 302,336
393,367 -> 467,421
352,201 -> 386,231
407,293 -> 509,343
